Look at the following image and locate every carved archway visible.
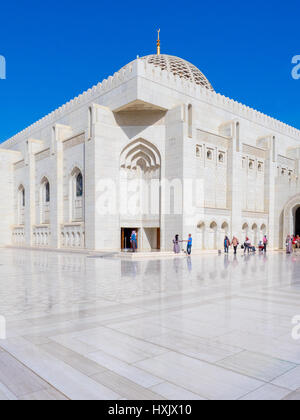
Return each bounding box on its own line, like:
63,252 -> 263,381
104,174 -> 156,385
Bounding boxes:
283,194 -> 300,247
119,139 -> 162,250
120,138 -> 161,172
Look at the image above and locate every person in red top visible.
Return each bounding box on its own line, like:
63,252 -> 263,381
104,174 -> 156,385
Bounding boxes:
292,236 -> 297,252
263,235 -> 268,253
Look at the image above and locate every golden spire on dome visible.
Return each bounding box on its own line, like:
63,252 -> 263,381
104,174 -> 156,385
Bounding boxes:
157,29 -> 161,55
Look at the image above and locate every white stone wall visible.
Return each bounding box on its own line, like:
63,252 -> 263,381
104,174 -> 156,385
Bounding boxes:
0,149 -> 22,245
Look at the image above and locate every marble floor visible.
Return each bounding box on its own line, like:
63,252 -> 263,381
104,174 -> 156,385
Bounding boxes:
0,248 -> 300,400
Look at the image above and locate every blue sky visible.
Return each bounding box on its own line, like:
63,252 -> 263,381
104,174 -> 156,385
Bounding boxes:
0,0 -> 299,142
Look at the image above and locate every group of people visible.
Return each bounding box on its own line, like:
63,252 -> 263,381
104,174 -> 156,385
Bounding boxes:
285,235 -> 300,254
224,235 -> 268,255
173,234 -> 193,255
173,234 -> 268,255
129,230 -> 269,255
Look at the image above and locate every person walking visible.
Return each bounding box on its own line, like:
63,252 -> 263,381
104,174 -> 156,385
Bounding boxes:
173,234 -> 181,254
244,237 -> 251,254
263,235 -> 268,253
186,234 -> 193,255
130,230 -> 137,253
224,236 -> 230,253
232,236 -> 239,255
286,235 -> 292,254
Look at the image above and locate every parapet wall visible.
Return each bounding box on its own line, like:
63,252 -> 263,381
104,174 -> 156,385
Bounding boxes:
2,58 -> 300,148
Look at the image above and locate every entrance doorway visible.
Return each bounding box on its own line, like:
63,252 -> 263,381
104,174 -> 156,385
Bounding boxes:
121,228 -> 138,251
143,228 -> 161,251
295,208 -> 300,236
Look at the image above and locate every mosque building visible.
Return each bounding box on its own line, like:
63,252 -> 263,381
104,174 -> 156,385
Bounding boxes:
1,32 -> 300,252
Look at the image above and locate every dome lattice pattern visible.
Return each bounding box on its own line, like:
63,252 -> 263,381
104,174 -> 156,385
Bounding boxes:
141,54 -> 214,91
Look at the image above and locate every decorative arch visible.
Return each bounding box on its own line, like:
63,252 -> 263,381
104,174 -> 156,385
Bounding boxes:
221,221 -> 229,231
120,138 -> 161,171
209,220 -> 218,230
220,221 -> 230,249
242,222 -> 249,238
208,221 -> 218,250
119,139 -> 162,231
252,223 -> 258,245
260,224 -> 267,238
197,221 -> 205,230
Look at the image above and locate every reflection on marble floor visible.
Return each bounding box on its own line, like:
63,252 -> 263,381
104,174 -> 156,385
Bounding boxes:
0,249 -> 300,400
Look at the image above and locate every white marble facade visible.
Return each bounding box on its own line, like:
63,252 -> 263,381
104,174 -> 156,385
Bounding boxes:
1,53 -> 300,251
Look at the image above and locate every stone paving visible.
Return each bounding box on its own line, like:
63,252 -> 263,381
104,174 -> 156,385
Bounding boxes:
0,248 -> 300,400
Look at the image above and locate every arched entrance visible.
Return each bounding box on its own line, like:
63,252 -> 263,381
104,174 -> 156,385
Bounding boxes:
208,221 -> 218,250
282,195 -> 300,247
119,138 -> 161,251
294,207 -> 300,236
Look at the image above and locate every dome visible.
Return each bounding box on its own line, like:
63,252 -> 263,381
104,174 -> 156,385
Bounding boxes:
140,54 -> 214,91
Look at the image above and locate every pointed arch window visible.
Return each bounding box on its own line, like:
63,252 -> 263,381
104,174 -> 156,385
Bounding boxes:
76,172 -> 83,197
45,181 -> 50,203
22,188 -> 25,207
18,185 -> 25,225
40,178 -> 50,224
70,168 -> 84,222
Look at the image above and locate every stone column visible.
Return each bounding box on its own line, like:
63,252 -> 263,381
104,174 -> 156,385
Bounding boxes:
89,104 -> 123,251
163,105 -> 185,251
265,137 -> 277,249
26,139 -> 44,245
225,120 -> 242,240
50,125 -> 65,248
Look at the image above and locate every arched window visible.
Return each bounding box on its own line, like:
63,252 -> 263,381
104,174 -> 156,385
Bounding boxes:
252,223 -> 258,245
188,104 -> 192,138
18,185 -> 25,225
70,168 -> 84,222
40,178 -> 50,224
261,224 -> 267,237
242,223 -> 249,238
22,188 -> 25,207
221,222 -> 229,233
197,221 -> 205,231
76,172 -> 83,197
45,181 -> 50,202
236,122 -> 240,152
209,222 -> 218,250
207,150 -> 213,160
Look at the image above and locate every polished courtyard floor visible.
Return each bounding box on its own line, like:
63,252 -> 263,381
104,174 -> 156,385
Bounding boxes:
0,248 -> 300,400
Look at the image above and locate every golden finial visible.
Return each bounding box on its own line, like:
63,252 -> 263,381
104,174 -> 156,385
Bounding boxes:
157,29 -> 161,55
